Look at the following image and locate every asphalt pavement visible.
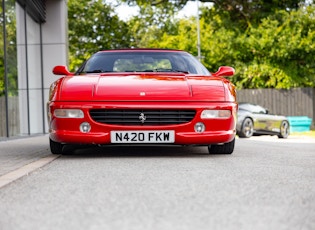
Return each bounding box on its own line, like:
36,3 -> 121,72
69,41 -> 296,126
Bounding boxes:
1,134 -> 315,177
1,134 -> 315,230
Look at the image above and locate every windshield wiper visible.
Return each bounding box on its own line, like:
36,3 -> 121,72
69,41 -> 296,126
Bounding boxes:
84,70 -> 112,73
154,68 -> 189,74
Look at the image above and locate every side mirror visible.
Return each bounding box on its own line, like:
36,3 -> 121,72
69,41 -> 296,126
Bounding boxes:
52,65 -> 74,76
212,66 -> 235,77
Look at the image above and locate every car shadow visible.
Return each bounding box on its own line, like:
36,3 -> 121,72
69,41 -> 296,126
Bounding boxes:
60,145 -> 212,158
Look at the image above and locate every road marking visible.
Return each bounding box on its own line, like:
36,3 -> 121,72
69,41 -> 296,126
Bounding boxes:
0,154 -> 60,189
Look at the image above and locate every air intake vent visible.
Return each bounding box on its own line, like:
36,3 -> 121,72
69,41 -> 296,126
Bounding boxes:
89,109 -> 196,126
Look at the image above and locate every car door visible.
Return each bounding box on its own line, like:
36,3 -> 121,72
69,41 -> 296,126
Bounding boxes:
251,105 -> 273,133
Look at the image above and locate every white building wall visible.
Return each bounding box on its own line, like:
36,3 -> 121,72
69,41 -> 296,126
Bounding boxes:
17,0 -> 68,135
16,4 -> 28,135
42,0 -> 68,132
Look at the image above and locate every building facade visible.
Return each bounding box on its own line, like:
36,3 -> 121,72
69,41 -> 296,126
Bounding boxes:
0,0 -> 67,139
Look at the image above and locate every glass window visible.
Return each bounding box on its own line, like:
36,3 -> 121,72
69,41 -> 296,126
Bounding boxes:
113,57 -> 172,72
0,3 -> 5,138
0,0 -> 19,138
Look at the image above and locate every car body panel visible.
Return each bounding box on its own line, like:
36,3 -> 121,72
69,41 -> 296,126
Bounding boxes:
56,74 -> 229,102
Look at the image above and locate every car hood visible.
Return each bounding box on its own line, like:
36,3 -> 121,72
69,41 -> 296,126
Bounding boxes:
57,73 -> 227,101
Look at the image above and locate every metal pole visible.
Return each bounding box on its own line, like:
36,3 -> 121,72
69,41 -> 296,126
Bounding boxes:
24,9 -> 30,135
196,0 -> 201,61
40,23 -> 46,134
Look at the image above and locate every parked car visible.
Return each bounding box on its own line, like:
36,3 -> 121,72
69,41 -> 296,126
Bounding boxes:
236,102 -> 290,138
47,48 -> 237,154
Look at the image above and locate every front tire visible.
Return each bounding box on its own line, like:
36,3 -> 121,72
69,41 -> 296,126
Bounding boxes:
238,118 -> 254,138
208,138 -> 235,154
50,139 -> 64,154
278,120 -> 290,138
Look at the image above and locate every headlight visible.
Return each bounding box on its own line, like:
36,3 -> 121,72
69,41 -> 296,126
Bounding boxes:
201,110 -> 231,119
54,109 -> 84,118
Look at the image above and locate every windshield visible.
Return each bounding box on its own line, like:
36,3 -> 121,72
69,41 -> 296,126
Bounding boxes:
239,103 -> 267,114
77,51 -> 210,75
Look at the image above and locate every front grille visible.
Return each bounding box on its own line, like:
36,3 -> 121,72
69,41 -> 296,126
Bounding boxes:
89,109 -> 196,126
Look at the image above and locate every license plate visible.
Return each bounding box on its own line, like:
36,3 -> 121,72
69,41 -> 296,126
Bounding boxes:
110,131 -> 175,143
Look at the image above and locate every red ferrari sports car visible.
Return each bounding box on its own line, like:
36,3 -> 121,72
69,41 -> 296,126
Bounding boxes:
47,49 -> 237,154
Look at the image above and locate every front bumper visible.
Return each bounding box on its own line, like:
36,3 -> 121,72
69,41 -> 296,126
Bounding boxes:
48,101 -> 237,145
49,129 -> 235,145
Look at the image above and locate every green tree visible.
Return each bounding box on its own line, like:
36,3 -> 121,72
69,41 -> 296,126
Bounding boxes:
234,6 -> 315,88
67,0 -> 315,89
130,4 -> 315,89
68,0 -> 132,71
126,0 -> 181,47
122,0 -> 310,30
201,0 -> 308,29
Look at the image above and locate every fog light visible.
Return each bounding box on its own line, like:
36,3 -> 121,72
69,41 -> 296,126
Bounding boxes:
194,122 -> 205,133
80,122 -> 91,133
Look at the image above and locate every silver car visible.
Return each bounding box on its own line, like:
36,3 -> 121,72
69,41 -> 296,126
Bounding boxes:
236,103 -> 290,138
